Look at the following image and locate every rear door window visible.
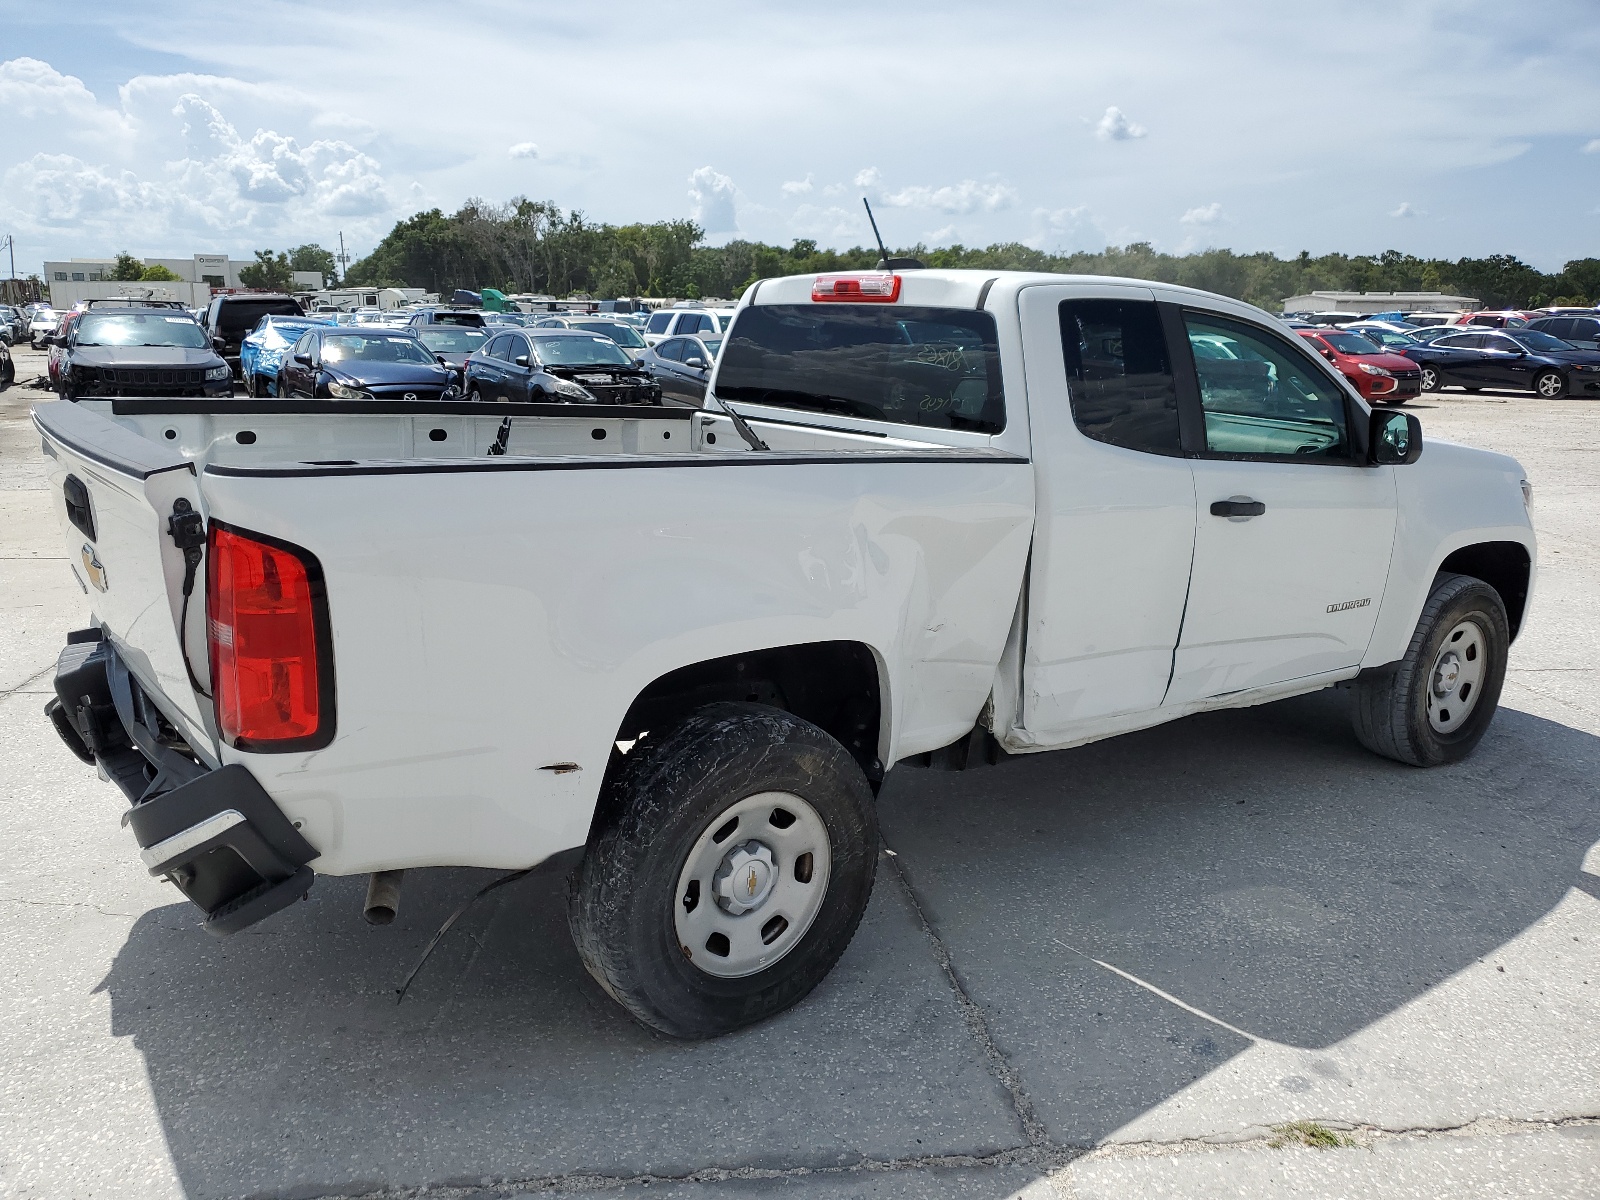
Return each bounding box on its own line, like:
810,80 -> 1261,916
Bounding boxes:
647,311 -> 673,335
656,338 -> 685,362
718,304 -> 1005,433
1058,299 -> 1180,455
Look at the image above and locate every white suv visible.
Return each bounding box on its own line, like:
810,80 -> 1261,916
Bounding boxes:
643,307 -> 738,346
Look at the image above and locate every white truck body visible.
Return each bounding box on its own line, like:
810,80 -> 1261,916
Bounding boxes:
35,269 -> 1535,927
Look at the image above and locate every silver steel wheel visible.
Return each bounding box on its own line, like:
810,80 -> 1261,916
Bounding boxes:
1420,367 -> 1439,392
673,791 -> 832,979
1427,620 -> 1487,734
1535,371 -> 1565,399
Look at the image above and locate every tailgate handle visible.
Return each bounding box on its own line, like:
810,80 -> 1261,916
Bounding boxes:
63,474 -> 95,541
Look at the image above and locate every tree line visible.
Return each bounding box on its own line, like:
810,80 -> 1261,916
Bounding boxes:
331,196 -> 1599,310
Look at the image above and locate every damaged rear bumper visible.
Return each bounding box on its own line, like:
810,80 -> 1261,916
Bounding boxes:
45,629 -> 317,935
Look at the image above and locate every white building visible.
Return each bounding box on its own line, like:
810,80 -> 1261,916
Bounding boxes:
43,254 -> 323,308
1280,290 -> 1481,316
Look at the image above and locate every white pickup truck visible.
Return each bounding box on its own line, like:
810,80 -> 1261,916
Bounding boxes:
36,269 -> 1535,1038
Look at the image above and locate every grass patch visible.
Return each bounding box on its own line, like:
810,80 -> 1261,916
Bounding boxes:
1269,1120 -> 1356,1150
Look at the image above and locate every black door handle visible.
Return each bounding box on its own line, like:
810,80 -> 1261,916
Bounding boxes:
1210,498 -> 1266,518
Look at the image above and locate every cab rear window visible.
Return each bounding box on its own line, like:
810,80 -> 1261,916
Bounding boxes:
716,304 -> 1004,434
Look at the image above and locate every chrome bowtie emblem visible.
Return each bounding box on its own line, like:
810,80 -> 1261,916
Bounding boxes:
81,544 -> 107,592
746,867 -> 759,897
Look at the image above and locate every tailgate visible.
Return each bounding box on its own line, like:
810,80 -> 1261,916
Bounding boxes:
33,401 -> 215,757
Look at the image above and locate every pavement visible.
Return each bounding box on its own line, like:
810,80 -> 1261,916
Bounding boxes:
1,345 -> 1596,1199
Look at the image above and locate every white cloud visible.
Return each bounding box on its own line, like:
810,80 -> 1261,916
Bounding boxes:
882,180 -> 1018,214
1582,139 -> 1600,154
0,58 -> 128,136
924,224 -> 957,244
687,165 -> 737,234
507,141 -> 538,159
1180,202 -> 1223,225
789,203 -> 864,242
853,167 -> 881,190
781,173 -> 813,195
1095,106 -> 1146,141
1390,201 -> 1424,218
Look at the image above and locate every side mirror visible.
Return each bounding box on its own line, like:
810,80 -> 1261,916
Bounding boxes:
685,356 -> 707,370
514,355 -> 529,367
436,354 -> 449,364
293,352 -> 312,366
213,336 -> 226,352
1370,409 -> 1423,465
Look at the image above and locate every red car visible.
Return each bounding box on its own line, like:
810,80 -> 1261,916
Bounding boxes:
1297,328 -> 1422,404
1453,310 -> 1534,328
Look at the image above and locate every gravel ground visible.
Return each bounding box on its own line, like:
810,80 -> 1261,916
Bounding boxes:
1,347 -> 1596,1199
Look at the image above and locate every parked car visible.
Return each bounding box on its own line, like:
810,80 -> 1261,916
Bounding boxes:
1402,328 -> 1600,397
1525,314 -> 1600,351
0,337 -> 12,389
643,307 -> 738,346
1299,312 -> 1363,327
1343,322 -> 1423,351
640,334 -> 723,405
29,308 -> 60,347
202,294 -> 305,378
1400,312 -> 1464,327
51,306 -> 232,400
1297,328 -> 1423,404
239,315 -> 336,396
463,329 -> 662,404
0,304 -> 26,344
532,316 -> 651,360
406,307 -> 487,329
37,267 -> 1534,1040
412,324 -> 491,389
1454,310 -> 1531,329
277,326 -> 457,400
46,311 -> 82,387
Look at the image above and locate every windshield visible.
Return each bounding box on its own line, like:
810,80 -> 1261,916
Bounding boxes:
1507,331 -> 1576,353
1321,332 -> 1383,355
75,312 -> 208,349
1352,328 -> 1417,348
718,304 -> 1005,433
417,327 -> 490,354
322,334 -> 437,365
533,335 -> 633,367
698,338 -> 723,357
573,320 -> 646,348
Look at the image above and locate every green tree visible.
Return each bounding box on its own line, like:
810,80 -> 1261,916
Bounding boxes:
139,264 -> 181,282
111,252 -> 145,281
238,249 -> 293,290
287,244 -> 339,287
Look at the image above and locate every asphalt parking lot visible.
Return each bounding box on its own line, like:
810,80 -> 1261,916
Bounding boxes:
1,345 -> 1597,1199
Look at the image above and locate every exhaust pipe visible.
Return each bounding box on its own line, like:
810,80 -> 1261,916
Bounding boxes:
363,869 -> 405,925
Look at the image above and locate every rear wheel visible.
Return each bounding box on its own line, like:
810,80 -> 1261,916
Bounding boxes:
1534,370 -> 1566,399
1351,573 -> 1509,767
466,384 -> 483,402
569,702 -> 879,1039
1419,366 -> 1440,392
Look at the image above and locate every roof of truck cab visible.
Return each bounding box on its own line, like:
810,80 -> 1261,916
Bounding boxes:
744,269 -> 1280,327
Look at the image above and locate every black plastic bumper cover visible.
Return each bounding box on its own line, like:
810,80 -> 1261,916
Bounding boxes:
45,629 -> 318,936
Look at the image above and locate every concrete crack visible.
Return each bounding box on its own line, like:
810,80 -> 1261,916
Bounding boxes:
0,895 -> 135,919
881,843 -> 1050,1147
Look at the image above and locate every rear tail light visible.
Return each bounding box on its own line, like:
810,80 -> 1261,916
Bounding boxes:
207,523 -> 334,751
811,273 -> 901,302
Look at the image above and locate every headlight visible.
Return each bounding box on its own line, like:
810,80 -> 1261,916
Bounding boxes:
327,379 -> 371,399
1358,362 -> 1393,377
553,378 -> 594,401
205,364 -> 231,381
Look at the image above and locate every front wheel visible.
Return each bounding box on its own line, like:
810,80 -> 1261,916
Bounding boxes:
569,703 -> 879,1039
1534,370 -> 1566,399
1351,573 -> 1510,767
1419,366 -> 1440,392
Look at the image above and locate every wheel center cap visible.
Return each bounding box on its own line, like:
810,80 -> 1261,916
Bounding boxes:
1433,652 -> 1461,696
713,841 -> 777,915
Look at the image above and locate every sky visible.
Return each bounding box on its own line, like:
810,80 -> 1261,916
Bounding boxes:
2,0 -> 1598,275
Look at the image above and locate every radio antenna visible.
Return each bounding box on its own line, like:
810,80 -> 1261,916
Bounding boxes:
862,198 -> 892,269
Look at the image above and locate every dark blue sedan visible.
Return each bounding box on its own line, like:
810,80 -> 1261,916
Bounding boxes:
277,326 -> 457,401
1402,328 -> 1600,398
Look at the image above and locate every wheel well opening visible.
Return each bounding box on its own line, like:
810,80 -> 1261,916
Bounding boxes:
614,641 -> 884,782
1439,541 -> 1531,639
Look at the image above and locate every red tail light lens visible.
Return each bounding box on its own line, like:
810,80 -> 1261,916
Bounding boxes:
207,524 -> 333,750
811,273 -> 901,302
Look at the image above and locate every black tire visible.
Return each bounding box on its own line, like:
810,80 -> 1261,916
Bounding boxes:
1534,369 -> 1566,399
466,384 -> 482,402
1419,366 -> 1440,392
569,702 -> 879,1039
1351,573 -> 1510,767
